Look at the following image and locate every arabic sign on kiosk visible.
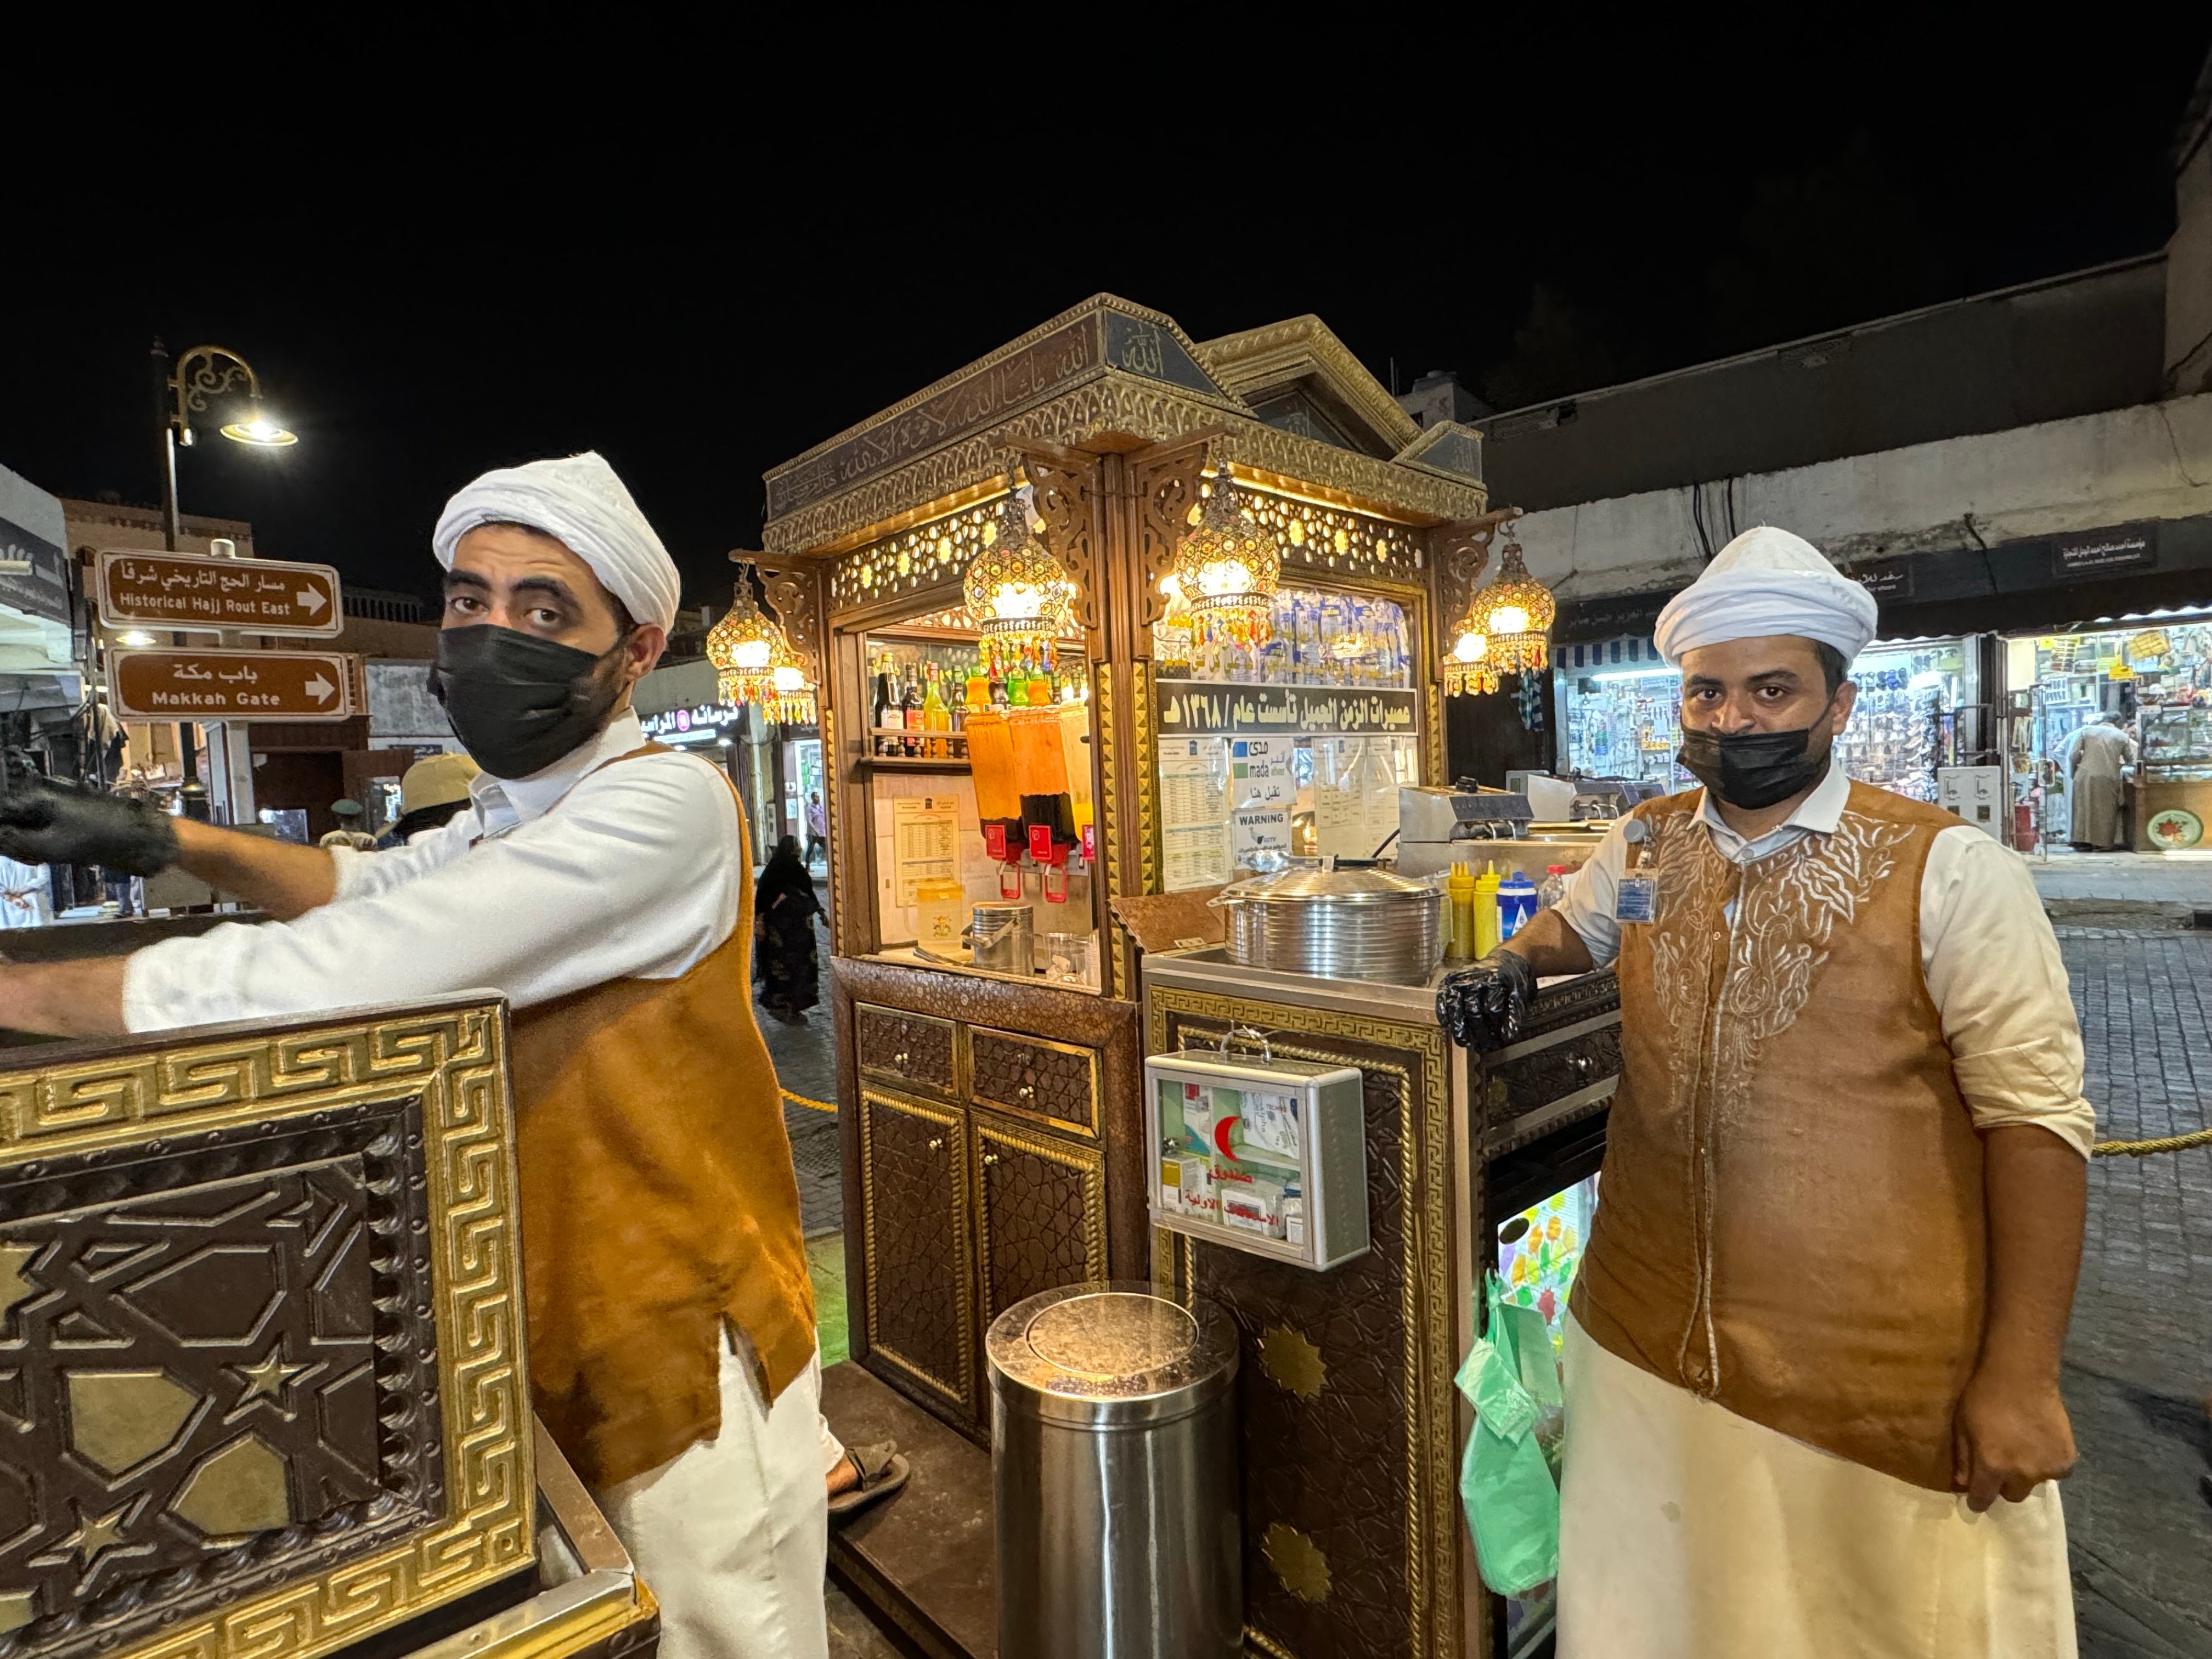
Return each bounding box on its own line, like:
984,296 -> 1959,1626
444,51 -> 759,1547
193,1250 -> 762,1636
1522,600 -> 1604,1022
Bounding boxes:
97,550 -> 344,637
110,650 -> 359,721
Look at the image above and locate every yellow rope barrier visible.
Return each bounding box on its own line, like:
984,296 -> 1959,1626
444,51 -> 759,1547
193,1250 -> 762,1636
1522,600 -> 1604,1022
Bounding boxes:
780,1086 -> 2212,1148
2092,1126 -> 2212,1158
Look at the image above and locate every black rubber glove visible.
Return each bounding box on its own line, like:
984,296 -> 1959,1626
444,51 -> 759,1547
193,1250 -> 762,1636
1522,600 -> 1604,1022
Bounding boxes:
0,778 -> 180,876
1435,949 -> 1538,1053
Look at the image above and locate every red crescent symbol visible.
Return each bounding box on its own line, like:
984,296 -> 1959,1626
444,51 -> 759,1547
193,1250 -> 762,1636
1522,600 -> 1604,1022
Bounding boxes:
1215,1116 -> 1240,1160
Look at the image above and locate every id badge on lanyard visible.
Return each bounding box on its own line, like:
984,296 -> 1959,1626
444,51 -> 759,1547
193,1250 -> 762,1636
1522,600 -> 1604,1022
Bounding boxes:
1614,818 -> 1657,924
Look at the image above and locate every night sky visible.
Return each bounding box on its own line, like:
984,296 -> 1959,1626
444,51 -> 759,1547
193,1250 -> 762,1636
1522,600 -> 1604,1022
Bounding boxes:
13,25 -> 2207,618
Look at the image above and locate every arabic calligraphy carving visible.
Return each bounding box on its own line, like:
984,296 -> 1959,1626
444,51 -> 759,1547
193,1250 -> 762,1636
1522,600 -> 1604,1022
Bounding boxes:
768,375 -> 1487,561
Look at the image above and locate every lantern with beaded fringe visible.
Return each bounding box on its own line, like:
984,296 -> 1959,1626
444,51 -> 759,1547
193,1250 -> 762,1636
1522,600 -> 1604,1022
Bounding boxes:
1463,533 -> 1555,681
1172,466 -> 1282,645
709,568 -> 816,723
962,476 -> 1075,653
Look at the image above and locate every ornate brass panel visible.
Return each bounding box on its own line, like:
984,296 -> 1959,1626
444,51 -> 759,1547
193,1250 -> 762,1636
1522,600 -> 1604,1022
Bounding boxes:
1130,658 -> 1158,896
854,1005 -> 958,1099
0,998 -> 532,1659
969,1112 -> 1107,1328
855,1089 -> 975,1416
1147,988 -> 1457,1659
966,1027 -> 1098,1136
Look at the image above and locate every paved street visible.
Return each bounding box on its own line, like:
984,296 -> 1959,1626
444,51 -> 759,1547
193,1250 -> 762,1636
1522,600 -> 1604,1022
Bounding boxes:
2061,926 -> 2212,1658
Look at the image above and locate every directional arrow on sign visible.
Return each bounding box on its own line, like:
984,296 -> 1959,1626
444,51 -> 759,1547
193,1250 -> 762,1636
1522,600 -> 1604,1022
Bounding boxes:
110,650 -> 358,721
97,550 -> 343,637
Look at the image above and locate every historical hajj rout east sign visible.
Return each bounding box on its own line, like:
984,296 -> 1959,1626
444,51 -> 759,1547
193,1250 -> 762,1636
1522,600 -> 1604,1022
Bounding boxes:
98,549 -> 344,636
110,649 -> 360,721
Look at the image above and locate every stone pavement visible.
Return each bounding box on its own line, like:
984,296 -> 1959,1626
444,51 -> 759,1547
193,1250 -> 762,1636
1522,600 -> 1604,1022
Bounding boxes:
2060,926 -> 2212,1658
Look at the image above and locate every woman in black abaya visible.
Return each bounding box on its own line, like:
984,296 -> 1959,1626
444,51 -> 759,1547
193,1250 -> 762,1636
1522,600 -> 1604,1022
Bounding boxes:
754,834 -> 824,1023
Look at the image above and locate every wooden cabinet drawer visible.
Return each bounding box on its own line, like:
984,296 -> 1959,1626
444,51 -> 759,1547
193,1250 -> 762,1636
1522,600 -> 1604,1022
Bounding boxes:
855,1003 -> 957,1098
968,1026 -> 1098,1132
971,1111 -> 1107,1329
857,1089 -> 976,1415
1482,1022 -> 1621,1135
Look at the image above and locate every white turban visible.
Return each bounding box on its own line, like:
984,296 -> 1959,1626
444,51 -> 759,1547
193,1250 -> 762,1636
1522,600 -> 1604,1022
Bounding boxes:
1653,525 -> 1877,668
433,452 -> 680,634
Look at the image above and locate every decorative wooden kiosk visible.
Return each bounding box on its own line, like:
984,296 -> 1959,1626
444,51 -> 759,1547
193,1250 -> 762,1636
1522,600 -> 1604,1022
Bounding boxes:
770,296 -> 1610,1658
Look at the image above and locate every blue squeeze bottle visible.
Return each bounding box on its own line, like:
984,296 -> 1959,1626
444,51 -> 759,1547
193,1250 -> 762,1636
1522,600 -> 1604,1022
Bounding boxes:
1497,869 -> 1539,941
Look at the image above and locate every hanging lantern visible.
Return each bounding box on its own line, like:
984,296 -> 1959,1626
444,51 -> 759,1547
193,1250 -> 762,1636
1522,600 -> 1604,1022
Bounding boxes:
962,474 -> 1075,652
1442,617 -> 1499,696
1172,465 -> 1281,639
1463,532 -> 1556,681
709,566 -> 813,720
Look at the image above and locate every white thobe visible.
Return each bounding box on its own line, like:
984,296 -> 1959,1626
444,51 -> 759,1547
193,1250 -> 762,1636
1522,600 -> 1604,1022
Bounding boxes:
121,713 -> 828,1659
1550,764 -> 2089,1658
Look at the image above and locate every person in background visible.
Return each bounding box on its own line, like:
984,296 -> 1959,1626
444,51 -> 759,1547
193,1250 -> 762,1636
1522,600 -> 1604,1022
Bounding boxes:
378,753 -> 482,847
1441,526 -> 2091,1658
0,452 -> 826,1659
755,833 -> 823,1024
0,851 -> 51,928
2068,712 -> 2136,851
318,798 -> 378,850
803,791 -> 828,868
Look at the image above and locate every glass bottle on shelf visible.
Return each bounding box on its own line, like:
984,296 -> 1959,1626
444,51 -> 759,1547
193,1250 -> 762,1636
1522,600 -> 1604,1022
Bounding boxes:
870,655 -> 893,754
923,663 -> 950,758
902,662 -> 926,758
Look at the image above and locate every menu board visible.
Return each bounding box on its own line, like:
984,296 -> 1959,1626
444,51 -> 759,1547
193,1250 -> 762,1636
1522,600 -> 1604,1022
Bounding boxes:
891,795 -> 960,905
1160,740 -> 1233,891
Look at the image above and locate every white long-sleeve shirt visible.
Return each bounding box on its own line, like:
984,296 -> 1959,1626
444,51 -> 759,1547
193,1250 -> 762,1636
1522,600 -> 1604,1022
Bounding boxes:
123,713 -> 744,1032
1554,764 -> 2096,1156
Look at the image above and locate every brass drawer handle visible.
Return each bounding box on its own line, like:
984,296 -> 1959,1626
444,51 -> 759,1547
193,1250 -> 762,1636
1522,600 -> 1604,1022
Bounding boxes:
982,1151 -> 1000,1166
894,1051 -> 910,1067
1018,1085 -> 1035,1099
927,1137 -> 944,1151
1570,1053 -> 1594,1076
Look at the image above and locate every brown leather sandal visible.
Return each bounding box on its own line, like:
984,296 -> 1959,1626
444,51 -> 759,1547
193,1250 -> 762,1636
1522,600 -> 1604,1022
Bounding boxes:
828,1441 -> 910,1520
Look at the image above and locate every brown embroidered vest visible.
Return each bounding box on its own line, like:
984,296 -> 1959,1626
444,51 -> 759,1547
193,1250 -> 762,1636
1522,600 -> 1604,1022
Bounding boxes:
1570,781 -> 1984,1492
508,746 -> 815,1491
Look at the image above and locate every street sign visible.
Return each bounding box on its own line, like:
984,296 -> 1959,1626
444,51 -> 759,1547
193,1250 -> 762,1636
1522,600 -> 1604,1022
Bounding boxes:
109,650 -> 360,722
97,549 -> 344,637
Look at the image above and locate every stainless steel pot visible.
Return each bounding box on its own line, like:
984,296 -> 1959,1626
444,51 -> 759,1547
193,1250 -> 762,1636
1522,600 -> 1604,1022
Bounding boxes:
972,900 -> 1035,973
1211,860 -> 1443,984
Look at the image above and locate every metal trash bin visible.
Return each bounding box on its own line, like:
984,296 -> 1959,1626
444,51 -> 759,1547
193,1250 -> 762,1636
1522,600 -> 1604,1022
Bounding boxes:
989,1282 -> 1242,1659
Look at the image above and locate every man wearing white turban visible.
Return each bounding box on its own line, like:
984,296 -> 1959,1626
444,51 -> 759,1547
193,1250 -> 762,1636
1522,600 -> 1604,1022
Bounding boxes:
0,454 -> 830,1659
1441,527 -> 2091,1657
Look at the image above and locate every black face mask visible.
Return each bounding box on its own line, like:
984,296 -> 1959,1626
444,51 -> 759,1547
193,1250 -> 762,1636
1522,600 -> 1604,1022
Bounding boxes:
1678,701 -> 1835,811
428,625 -> 627,780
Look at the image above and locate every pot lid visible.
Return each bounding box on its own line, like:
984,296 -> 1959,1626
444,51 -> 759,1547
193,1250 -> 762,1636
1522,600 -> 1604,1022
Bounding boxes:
1221,859 -> 1441,906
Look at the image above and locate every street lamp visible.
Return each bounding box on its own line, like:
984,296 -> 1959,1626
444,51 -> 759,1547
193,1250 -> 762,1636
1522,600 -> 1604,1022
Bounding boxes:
147,339 -> 298,822
153,339 -> 298,552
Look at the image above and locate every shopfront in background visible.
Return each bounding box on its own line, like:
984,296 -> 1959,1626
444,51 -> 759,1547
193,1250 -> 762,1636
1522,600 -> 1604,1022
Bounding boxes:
1553,631 -> 1979,802
2005,615 -> 2212,851
638,697 -> 820,859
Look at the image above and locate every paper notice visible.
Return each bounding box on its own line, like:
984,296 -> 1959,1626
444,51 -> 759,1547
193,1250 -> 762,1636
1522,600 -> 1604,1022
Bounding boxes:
892,795 -> 960,905
1160,738 -> 1233,891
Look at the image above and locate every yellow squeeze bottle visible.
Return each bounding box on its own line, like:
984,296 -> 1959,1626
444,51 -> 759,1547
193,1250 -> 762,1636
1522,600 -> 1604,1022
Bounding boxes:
1473,863 -> 1502,959
1447,861 -> 1477,961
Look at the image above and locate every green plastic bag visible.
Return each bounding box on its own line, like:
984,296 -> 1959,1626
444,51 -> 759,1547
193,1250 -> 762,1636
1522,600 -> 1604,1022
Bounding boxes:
1455,1273 -> 1561,1595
